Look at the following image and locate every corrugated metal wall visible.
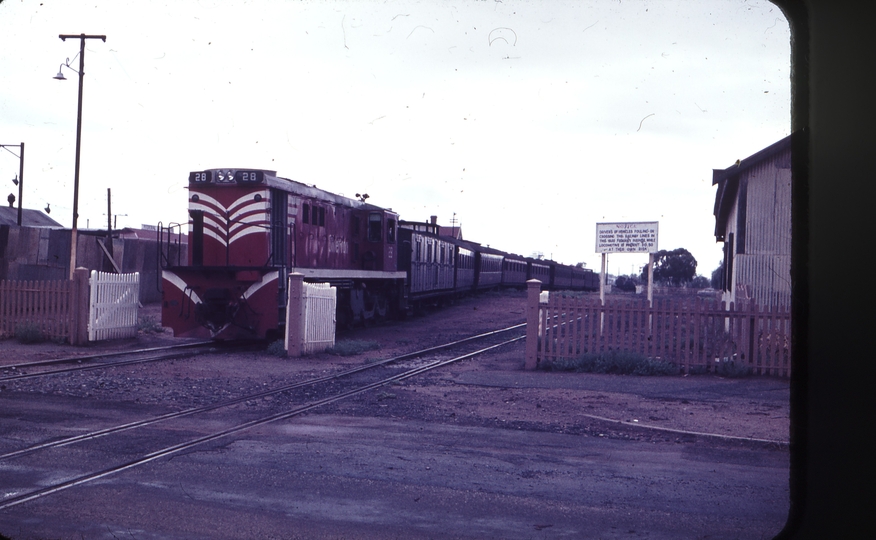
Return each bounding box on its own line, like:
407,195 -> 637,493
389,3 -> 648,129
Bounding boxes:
729,146 -> 792,309
0,226 -> 185,303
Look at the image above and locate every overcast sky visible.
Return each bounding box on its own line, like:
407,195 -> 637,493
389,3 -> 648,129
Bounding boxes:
0,0 -> 790,276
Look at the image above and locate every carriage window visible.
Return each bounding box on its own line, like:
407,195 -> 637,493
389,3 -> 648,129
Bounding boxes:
312,205 -> 319,226
353,216 -> 360,236
368,212 -> 382,242
387,219 -> 396,243
303,203 -> 310,224
319,207 -> 325,227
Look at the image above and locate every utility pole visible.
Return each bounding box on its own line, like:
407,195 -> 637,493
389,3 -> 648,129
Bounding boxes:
56,33 -> 106,278
1,143 -> 24,226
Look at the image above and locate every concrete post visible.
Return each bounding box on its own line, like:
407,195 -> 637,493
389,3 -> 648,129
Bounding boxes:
285,273 -> 305,357
70,267 -> 89,345
524,279 -> 542,370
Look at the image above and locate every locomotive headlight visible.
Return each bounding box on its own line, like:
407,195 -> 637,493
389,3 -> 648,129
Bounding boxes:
216,169 -> 236,183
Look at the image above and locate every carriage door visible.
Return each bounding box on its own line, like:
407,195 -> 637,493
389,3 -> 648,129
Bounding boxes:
288,197 -> 298,268
270,189 -> 288,319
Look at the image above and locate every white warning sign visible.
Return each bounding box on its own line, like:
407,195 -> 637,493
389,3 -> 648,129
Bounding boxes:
596,222 -> 659,254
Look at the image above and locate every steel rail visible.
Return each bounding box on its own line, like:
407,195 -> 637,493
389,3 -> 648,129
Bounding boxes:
0,335 -> 524,510
0,342 -> 253,382
0,341 -> 214,370
0,323 -> 525,461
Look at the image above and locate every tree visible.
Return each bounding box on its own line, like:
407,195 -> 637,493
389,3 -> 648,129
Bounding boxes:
614,275 -> 638,292
690,275 -> 711,289
641,248 -> 697,286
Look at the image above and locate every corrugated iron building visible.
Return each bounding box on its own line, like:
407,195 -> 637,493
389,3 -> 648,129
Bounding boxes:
0,205 -> 62,228
713,135 -> 792,310
0,220 -> 186,303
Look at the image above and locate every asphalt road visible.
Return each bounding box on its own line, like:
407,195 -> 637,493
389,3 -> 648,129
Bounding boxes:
0,389 -> 789,540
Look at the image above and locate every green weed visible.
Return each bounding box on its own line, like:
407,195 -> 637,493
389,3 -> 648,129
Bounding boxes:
541,350 -> 678,376
14,322 -> 45,344
266,340 -> 287,357
138,316 -> 164,334
328,339 -> 381,356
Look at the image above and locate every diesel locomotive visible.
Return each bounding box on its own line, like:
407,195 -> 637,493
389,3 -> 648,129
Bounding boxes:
160,168 -> 598,339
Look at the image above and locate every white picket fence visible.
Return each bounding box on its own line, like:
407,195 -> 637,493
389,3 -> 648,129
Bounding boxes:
301,282 -> 337,354
88,271 -> 140,341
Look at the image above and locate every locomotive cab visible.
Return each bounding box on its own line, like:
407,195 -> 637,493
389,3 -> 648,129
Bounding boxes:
357,210 -> 397,271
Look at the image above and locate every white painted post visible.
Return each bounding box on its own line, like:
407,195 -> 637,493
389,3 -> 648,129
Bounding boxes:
647,252 -> 655,334
525,279 -> 542,370
600,253 -> 607,334
285,273 -> 305,357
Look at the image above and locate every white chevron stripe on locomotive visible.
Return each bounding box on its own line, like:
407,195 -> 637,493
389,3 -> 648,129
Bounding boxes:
190,190 -> 270,247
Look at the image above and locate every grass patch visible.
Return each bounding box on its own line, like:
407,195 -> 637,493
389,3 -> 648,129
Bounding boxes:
328,339 -> 381,356
138,316 -> 164,334
14,322 -> 46,344
541,350 -> 678,376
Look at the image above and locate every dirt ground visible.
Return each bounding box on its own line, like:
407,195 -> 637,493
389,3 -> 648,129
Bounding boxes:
0,289 -> 790,444
0,290 -> 791,539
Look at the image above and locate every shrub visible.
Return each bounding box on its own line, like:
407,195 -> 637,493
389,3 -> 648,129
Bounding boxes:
541,350 -> 678,376
15,322 -> 45,344
716,358 -> 751,378
327,339 -> 381,356
266,340 -> 287,357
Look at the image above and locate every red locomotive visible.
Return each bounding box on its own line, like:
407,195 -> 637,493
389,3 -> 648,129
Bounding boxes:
161,168 -> 405,339
161,168 -> 598,340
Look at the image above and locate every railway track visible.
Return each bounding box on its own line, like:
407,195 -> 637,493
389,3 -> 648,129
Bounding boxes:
0,341 -> 251,382
0,323 -> 526,510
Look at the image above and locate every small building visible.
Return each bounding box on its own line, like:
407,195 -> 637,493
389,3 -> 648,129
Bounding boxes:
712,135 -> 792,309
0,204 -> 62,228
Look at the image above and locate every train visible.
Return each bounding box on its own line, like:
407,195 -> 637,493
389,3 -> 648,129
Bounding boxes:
160,168 -> 599,339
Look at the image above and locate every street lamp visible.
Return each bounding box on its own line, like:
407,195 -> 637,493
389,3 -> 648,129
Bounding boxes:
0,143 -> 24,226
54,33 -> 106,278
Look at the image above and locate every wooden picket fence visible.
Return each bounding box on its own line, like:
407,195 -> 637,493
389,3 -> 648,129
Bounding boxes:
0,278 -> 73,341
526,283 -> 791,377
0,269 -> 140,344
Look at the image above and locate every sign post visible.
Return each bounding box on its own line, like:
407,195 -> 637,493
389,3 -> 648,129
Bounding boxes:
595,222 -> 659,331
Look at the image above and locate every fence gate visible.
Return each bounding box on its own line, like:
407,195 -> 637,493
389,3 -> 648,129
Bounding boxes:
301,282 -> 337,354
89,271 -> 140,341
